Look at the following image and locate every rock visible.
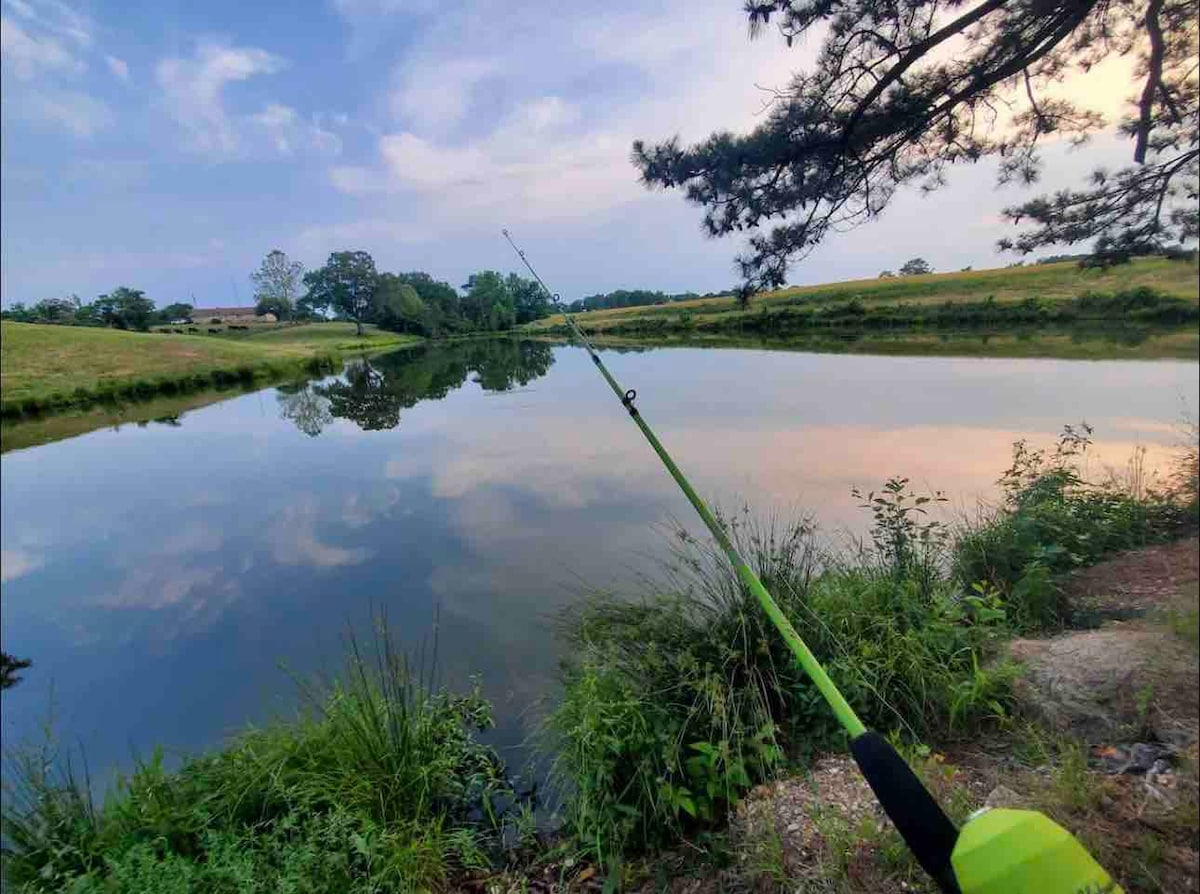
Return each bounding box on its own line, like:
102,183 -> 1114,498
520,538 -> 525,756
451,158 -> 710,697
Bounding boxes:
1007,628 -> 1199,744
983,784 -> 1027,810
1124,742 -> 1173,775
1150,758 -> 1173,776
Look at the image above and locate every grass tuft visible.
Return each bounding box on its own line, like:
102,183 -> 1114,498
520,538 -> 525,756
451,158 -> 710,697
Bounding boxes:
1,621 -> 517,893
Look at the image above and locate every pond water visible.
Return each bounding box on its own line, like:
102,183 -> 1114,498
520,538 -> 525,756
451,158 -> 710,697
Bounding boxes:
2,340 -> 1196,780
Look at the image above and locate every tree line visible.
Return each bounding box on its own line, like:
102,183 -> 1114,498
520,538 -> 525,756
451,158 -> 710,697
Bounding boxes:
566,288 -> 733,314
1,288 -> 193,331
1,249 -> 561,337
244,248 -> 563,336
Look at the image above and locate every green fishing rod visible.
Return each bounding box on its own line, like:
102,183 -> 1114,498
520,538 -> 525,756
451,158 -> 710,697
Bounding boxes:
503,229 -> 1123,894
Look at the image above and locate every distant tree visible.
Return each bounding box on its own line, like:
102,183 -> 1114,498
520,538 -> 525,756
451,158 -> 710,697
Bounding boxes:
461,271 -> 515,330
570,287 -> 700,313
960,266 -> 974,272
1,302 -> 32,321
31,296 -> 82,323
157,302 -> 195,323
73,300 -> 101,327
95,287 -> 155,330
303,251 -> 379,336
899,258 -> 933,277
395,272 -> 461,330
507,273 -> 553,324
252,250 -> 304,321
372,274 -> 429,335
878,271 -> 895,278
633,0 -> 1199,293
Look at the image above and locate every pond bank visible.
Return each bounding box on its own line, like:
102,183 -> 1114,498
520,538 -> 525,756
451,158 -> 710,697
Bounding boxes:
540,324 -> 1200,360
0,321 -> 422,419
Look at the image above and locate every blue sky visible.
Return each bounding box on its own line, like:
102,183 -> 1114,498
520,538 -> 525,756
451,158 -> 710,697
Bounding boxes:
1,0 -> 1136,307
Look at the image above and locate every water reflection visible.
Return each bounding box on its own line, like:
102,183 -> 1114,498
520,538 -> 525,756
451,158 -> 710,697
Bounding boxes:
281,340 -> 556,436
1,341 -> 1195,786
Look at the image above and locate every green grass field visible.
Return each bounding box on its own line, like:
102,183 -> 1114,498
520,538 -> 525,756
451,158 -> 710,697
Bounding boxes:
526,258 -> 1200,332
576,327 -> 1200,360
0,322 -> 419,412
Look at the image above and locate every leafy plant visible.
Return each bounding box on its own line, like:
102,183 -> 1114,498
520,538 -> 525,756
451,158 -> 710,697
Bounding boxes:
2,624 -> 517,893
955,425 -> 1194,630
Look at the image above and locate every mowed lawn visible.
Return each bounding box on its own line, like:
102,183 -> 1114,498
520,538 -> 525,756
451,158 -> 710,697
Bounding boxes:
215,322 -> 417,347
526,258 -> 1200,332
1,322 -> 418,404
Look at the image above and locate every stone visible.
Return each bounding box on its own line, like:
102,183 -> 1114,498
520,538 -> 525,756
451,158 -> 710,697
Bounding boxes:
983,784 -> 1027,810
1007,629 -> 1199,744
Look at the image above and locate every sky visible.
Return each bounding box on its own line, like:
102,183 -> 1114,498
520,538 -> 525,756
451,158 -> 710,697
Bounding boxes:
1,0 -> 1142,308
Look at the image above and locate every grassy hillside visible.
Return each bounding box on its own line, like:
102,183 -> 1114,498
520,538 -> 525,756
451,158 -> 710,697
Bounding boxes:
567,327 -> 1200,360
527,258 -> 1200,333
0,322 -> 419,414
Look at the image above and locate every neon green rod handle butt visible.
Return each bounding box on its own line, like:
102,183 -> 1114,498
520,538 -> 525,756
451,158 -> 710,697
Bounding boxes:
953,809 -> 1123,894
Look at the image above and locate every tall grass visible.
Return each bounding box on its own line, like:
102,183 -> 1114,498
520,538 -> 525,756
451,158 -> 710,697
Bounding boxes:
954,424 -> 1197,629
2,624 -> 515,893
546,513 -> 818,862
548,427 -> 1196,869
546,499 -> 1014,867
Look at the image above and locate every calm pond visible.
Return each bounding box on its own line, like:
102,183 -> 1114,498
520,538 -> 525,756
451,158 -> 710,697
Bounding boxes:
2,339 -> 1197,779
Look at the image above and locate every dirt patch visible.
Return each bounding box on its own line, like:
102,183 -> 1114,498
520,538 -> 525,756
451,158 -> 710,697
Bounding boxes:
1063,538 -> 1199,625
733,756 -> 893,889
1010,538 -> 1200,747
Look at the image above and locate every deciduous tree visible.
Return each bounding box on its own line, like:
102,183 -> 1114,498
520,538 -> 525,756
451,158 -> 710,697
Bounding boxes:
252,250 -> 304,321
303,251 -> 379,336
95,287 -> 155,331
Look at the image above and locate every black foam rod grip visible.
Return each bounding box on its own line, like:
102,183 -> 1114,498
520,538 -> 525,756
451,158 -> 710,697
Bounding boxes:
850,731 -> 962,894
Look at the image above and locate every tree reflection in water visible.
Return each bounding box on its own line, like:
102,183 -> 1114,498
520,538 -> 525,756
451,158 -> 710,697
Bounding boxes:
278,339 -> 556,436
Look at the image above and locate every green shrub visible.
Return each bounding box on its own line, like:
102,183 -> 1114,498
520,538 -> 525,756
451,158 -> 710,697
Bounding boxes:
2,626 -> 514,892
954,425 -> 1195,629
548,502 -> 1012,867
547,513 -> 815,862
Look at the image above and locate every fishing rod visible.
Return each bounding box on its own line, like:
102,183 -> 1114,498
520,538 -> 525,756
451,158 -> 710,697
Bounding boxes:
503,229 -> 1122,894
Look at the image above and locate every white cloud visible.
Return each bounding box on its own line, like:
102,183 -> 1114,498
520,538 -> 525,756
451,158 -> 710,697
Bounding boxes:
1,548 -> 44,583
328,1 -> 806,226
267,499 -> 370,568
153,43 -> 345,158
389,56 -> 499,134
251,103 -> 343,156
0,15 -> 82,79
100,565 -> 225,610
335,96 -> 638,219
251,102 -> 299,152
156,41 -> 286,153
0,0 -> 95,79
13,87 -> 111,135
2,0 -> 91,46
104,53 -> 128,81
0,0 -> 111,136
